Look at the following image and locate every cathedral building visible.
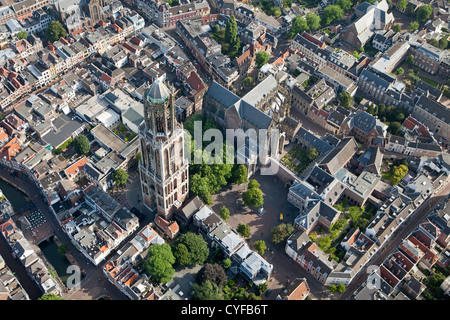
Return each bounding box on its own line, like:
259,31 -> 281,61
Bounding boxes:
55,0 -> 106,33
139,79 -> 189,219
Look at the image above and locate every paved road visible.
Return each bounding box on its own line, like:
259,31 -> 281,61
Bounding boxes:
0,166 -> 127,300
338,182 -> 450,300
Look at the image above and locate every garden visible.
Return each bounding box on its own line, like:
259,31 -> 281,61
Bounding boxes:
281,146 -> 318,175
114,123 -> 136,142
307,200 -> 378,263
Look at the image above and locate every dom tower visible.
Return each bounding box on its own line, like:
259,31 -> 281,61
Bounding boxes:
139,79 -> 189,219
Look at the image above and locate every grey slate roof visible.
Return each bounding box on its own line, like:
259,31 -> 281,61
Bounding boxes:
207,81 -> 241,108
415,95 -> 450,123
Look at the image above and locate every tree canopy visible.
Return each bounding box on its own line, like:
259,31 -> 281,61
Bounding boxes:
173,232 -> 209,266
337,0 -> 353,12
288,16 -> 308,38
392,24 -> 401,33
254,240 -> 267,255
407,21 -> 419,32
38,293 -> 64,300
197,263 -> 227,287
271,223 -> 295,243
145,243 -> 175,283
112,168 -> 128,187
237,223 -> 251,238
46,20 -> 67,43
17,31 -> 27,40
242,187 -> 264,207
416,4 -> 432,22
231,165 -> 248,185
219,206 -> 230,222
306,13 -> 321,31
397,0 -> 408,11
192,280 -> 225,300
74,135 -> 90,155
339,91 -> 352,109
322,5 -> 344,26
255,51 -> 270,68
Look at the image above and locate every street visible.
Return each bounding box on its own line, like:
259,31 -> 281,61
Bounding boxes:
338,182 -> 450,300
0,165 -> 127,300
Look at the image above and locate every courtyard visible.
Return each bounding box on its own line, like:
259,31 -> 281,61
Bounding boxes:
211,171 -> 331,300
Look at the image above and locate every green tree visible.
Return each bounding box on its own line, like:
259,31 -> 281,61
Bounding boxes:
322,5 -> 344,26
17,31 -> 27,40
306,13 -> 321,31
438,37 -> 448,50
57,243 -> 68,256
241,77 -> 253,89
339,91 -> 352,109
329,285 -> 337,293
232,165 -> 248,185
416,4 -> 432,22
173,243 -> 190,266
242,187 -> 264,207
337,0 -> 353,12
225,15 -> 238,47
112,168 -> 128,187
192,280 -> 225,300
223,258 -> 232,269
38,293 -> 64,300
406,54 -> 414,65
271,6 -> 282,17
397,0 -> 408,11
255,51 -> 270,68
73,135 -> 90,155
190,173 -> 213,205
392,24 -> 401,33
144,243 -> 175,283
135,151 -> 142,163
248,179 -> 260,190
219,206 -> 230,222
237,223 -> 251,238
288,16 -> 309,38
258,283 -> 269,296
318,236 -> 332,251
394,67 -> 404,75
388,121 -> 402,135
254,240 -> 267,255
309,231 -> 317,242
46,20 -> 67,43
336,284 -> 346,293
407,21 -> 419,32
271,223 -> 295,243
174,232 -> 209,266
306,148 -> 319,161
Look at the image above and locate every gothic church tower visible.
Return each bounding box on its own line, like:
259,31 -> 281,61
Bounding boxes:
139,79 -> 189,219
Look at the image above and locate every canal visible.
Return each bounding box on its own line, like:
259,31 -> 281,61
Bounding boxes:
0,178 -> 43,299
0,178 -> 72,295
0,178 -> 33,213
39,239 -> 72,285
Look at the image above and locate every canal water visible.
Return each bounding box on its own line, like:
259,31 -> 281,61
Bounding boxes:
0,178 -> 71,287
39,240 -> 72,285
0,178 -> 32,213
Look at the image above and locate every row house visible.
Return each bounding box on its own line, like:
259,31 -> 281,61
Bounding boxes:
286,230 -> 335,285
357,67 -> 415,111
411,43 -> 450,76
412,95 -> 450,142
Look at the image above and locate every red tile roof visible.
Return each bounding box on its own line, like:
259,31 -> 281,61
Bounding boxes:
0,127 -> 9,144
0,137 -> 21,160
64,157 -> 88,179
